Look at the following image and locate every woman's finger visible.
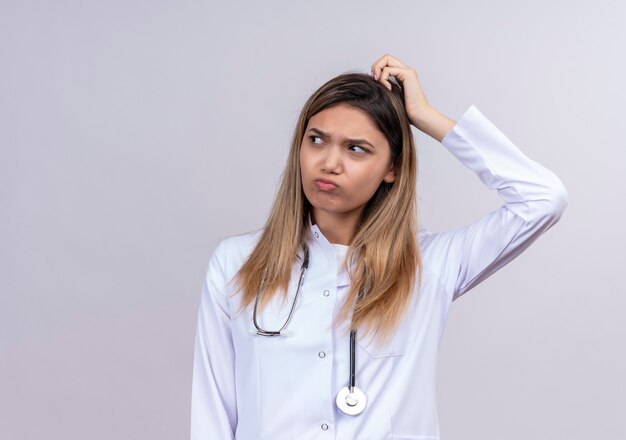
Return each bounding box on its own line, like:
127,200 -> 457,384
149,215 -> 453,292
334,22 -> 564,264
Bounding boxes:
371,53 -> 408,80
378,65 -> 412,90
375,64 -> 431,125
372,53 -> 408,71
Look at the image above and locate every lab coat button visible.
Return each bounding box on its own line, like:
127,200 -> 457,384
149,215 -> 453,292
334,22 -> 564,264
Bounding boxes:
323,290 -> 330,297
318,351 -> 326,358
314,231 -> 319,238
321,423 -> 329,431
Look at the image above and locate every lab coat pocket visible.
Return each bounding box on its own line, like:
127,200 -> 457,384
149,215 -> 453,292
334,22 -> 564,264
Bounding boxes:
357,319 -> 411,359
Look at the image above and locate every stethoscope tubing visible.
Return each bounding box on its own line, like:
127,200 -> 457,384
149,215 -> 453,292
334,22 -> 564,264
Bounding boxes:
349,329 -> 356,391
252,246 -> 309,337
252,244 -> 367,415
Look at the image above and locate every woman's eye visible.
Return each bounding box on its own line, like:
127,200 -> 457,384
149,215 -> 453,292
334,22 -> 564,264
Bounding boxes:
310,136 -> 323,144
349,144 -> 367,154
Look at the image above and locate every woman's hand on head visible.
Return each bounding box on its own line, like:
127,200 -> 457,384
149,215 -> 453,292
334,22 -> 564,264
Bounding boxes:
371,54 -> 456,142
371,54 -> 432,129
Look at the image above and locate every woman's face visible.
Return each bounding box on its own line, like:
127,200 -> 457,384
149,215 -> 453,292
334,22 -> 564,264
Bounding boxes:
300,103 -> 396,219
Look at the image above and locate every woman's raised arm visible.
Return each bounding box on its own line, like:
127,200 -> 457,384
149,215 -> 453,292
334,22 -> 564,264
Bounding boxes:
372,53 -> 569,303
419,104 -> 569,302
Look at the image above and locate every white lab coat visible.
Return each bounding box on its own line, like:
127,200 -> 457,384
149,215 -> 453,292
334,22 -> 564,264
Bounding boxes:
190,105 -> 569,439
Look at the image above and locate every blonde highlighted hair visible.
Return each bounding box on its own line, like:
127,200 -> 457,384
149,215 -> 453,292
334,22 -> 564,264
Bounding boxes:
232,72 -> 423,344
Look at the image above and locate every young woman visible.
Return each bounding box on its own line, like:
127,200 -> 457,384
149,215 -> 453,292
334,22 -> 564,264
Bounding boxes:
190,54 -> 569,439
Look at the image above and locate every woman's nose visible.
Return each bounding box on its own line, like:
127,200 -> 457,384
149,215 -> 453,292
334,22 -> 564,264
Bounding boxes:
321,146 -> 342,173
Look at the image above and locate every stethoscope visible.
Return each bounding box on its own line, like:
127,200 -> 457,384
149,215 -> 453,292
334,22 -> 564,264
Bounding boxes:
252,245 -> 367,416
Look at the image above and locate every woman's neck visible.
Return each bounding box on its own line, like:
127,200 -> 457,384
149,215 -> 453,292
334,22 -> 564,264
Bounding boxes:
310,208 -> 361,245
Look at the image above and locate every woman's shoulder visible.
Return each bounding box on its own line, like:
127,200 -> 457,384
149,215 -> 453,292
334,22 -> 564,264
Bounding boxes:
417,227 -> 433,249
210,227 -> 265,270
218,227 -> 264,250
416,227 -> 448,274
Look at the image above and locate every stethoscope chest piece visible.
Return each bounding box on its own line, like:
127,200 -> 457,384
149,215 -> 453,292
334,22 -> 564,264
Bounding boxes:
336,386 -> 367,416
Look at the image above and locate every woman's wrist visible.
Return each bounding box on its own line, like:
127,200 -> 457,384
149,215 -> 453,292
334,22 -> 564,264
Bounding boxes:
410,105 -> 456,143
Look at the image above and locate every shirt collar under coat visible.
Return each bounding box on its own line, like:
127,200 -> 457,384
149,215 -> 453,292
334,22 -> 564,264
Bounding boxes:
296,212 -> 351,288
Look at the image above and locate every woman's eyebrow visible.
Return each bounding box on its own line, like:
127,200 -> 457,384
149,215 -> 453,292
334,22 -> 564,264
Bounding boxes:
307,127 -> 376,149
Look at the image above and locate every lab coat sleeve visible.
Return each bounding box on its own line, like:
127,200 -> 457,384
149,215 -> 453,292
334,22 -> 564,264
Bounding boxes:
190,240 -> 237,439
421,105 -> 569,303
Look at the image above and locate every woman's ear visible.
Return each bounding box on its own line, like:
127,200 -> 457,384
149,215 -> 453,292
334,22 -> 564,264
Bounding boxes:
383,164 -> 396,183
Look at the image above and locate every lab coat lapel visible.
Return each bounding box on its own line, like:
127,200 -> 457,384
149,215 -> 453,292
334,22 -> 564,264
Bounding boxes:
306,212 -> 352,288
336,269 -> 351,288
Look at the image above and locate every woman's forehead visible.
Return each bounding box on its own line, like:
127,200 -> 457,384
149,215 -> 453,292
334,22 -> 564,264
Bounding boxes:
306,104 -> 386,143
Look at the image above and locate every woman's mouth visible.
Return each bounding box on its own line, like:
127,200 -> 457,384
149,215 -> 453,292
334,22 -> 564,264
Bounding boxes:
314,179 -> 338,191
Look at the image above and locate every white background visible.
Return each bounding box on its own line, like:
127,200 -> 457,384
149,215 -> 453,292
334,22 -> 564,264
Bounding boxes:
1,0 -> 624,438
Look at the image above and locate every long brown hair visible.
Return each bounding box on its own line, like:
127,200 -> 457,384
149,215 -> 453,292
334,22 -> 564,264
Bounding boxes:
232,72 -> 422,344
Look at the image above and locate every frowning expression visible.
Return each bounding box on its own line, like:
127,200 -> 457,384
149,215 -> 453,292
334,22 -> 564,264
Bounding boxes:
300,103 -> 396,217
